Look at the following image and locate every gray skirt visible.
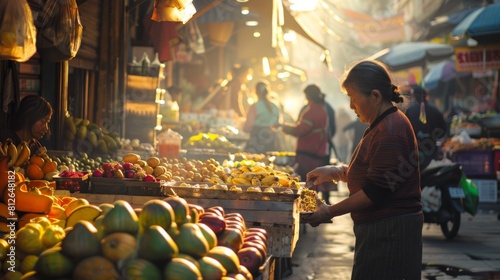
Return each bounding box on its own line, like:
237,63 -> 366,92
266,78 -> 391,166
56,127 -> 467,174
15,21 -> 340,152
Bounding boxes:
351,212 -> 423,280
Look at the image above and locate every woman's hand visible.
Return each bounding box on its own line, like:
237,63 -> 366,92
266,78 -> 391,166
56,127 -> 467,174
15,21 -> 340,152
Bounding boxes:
301,197 -> 334,227
306,164 -> 347,186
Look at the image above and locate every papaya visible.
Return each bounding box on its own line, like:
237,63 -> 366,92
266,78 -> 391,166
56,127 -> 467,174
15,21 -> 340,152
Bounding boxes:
163,257 -> 203,280
122,153 -> 141,164
138,199 -> 175,231
137,225 -> 178,263
102,200 -> 139,236
35,247 -> 74,278
86,130 -> 98,147
2,182 -> 53,214
61,221 -> 101,261
76,125 -> 87,142
97,139 -> 108,154
173,223 -> 210,259
122,258 -> 162,280
199,256 -> 227,280
65,115 -> 77,135
206,246 -> 241,275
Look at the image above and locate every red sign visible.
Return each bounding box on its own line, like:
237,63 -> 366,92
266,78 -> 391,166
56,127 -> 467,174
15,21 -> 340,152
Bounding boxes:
455,45 -> 500,72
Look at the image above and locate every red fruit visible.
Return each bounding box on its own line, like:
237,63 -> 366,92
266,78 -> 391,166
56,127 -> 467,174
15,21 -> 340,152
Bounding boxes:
199,213 -> 226,234
224,212 -> 244,220
246,228 -> 268,240
244,231 -> 267,243
124,170 -> 135,179
226,221 -> 245,235
143,174 -> 156,182
241,241 -> 267,262
122,162 -> 134,171
114,163 -> 123,170
104,171 -> 114,178
217,227 -> 244,252
206,206 -> 225,217
102,163 -> 112,171
237,247 -> 263,276
243,235 -> 267,248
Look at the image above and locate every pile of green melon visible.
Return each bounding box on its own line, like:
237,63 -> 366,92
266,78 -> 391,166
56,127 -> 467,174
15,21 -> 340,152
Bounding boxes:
1,197 -> 267,280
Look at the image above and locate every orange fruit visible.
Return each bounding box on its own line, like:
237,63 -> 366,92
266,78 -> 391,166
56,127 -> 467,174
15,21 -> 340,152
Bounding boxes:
41,161 -> 57,174
26,164 -> 44,180
29,156 -> 45,168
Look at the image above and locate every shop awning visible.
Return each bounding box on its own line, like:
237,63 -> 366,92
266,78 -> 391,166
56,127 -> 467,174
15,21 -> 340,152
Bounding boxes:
452,3 -> 500,44
425,8 -> 479,39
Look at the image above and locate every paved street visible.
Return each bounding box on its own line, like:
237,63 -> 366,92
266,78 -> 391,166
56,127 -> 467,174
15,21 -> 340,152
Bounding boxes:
285,190 -> 500,280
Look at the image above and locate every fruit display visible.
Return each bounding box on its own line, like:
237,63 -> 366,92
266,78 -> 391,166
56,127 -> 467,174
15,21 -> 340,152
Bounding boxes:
63,114 -> 122,156
1,195 -> 269,279
184,133 -> 240,152
0,139 -> 31,169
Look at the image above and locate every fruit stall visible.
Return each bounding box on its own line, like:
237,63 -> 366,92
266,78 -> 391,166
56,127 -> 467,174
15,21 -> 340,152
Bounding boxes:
0,143 -> 310,279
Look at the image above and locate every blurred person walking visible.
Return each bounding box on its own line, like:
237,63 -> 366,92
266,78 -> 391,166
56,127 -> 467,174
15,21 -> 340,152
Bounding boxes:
303,60 -> 423,280
405,85 -> 447,170
243,81 -> 281,154
282,84 -> 333,203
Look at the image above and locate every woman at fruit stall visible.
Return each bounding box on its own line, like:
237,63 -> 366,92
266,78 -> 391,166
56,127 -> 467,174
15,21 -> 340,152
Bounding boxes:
0,94 -> 53,156
280,84 -> 331,192
243,81 -> 282,154
302,60 -> 423,280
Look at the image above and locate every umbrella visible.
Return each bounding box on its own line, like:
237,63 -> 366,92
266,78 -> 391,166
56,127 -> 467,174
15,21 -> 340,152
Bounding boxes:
451,3 -> 500,44
423,59 -> 472,90
367,42 -> 455,71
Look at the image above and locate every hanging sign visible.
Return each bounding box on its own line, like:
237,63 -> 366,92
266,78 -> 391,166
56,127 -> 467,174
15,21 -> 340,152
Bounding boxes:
455,45 -> 500,72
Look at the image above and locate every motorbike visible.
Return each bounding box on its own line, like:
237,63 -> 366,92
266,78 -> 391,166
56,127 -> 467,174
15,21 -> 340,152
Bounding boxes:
420,162 -> 467,239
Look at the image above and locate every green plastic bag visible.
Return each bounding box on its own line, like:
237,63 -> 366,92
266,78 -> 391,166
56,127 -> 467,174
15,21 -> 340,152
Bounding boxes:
459,175 -> 479,216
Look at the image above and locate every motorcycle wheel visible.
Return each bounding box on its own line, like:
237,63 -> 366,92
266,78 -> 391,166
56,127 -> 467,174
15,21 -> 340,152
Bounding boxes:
440,208 -> 461,239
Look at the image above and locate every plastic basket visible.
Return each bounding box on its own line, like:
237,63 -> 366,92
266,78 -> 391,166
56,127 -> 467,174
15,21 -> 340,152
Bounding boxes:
53,173 -> 89,193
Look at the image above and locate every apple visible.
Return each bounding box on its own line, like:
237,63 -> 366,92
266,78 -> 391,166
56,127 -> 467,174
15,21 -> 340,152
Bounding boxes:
241,241 -> 267,263
217,227 -> 244,252
199,213 -> 226,234
237,247 -> 263,276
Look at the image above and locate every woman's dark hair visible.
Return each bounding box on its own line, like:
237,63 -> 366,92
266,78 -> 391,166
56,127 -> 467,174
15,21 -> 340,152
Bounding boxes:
303,84 -> 325,104
341,60 -> 403,103
13,95 -> 53,131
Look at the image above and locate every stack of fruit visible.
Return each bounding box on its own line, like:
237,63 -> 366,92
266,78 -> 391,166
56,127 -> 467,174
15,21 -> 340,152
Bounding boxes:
63,114 -> 122,156
2,197 -> 268,279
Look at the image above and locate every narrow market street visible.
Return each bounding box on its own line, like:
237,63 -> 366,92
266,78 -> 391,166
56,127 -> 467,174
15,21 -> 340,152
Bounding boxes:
286,188 -> 500,280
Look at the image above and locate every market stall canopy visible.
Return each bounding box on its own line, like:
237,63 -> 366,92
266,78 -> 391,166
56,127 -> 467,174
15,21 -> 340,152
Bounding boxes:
423,59 -> 472,90
367,42 -> 455,71
451,2 -> 500,44
425,7 -> 479,39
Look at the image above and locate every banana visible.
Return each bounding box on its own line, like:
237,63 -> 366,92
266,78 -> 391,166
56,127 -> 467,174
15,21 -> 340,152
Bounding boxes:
13,141 -> 30,167
0,142 -> 4,156
277,175 -> 290,187
6,140 -> 18,167
232,177 -> 251,186
1,142 -> 8,156
261,175 -> 279,186
251,177 -> 261,187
